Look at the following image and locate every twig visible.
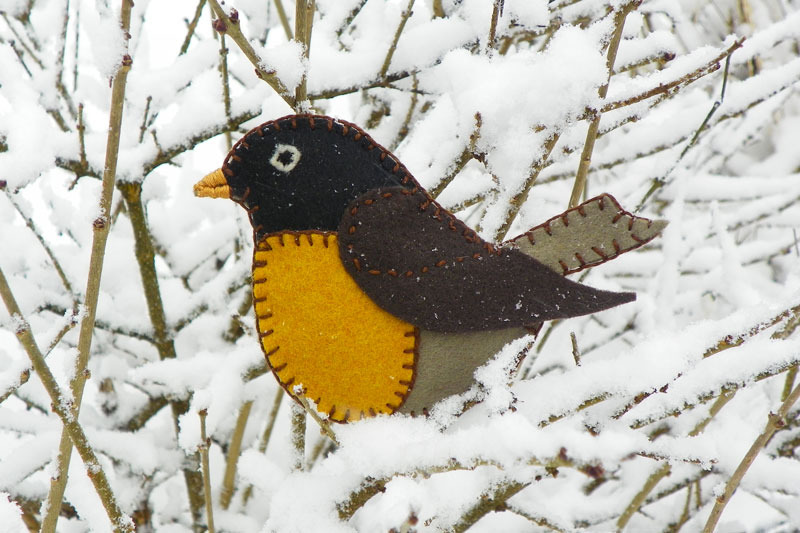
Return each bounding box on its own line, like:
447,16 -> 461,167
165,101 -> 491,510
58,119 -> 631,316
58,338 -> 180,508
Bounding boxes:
118,180 -> 206,525
493,131 -> 560,241
4,192 -> 76,304
703,380 -> 800,532
379,0 -> 415,80
291,401 -> 306,470
242,387 -> 285,505
207,0 -> 294,107
487,0 -> 503,51
0,267 -> 134,533
273,0 -> 293,41
220,400 -> 253,509
616,390 -> 735,529
217,32 -> 233,151
72,1 -> 80,91
198,410 -> 216,533
391,74 -> 419,151
335,0 -> 368,39
179,0 -> 207,55
55,0 -> 77,121
294,0 -> 315,110
295,394 -> 339,445
429,112 -> 482,199
570,332 -> 582,366
568,0 -> 639,208
451,479 -> 529,533
636,46 -> 738,211
42,2 -> 134,529
137,96 -> 152,144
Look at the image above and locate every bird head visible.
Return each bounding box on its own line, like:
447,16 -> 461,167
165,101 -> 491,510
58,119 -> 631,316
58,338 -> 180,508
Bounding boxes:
194,114 -> 418,241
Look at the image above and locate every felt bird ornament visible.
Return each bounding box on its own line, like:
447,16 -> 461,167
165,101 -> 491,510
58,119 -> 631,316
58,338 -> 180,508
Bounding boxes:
194,114 -> 666,422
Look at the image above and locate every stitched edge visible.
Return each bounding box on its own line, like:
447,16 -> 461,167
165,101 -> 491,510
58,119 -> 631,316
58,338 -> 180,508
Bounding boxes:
252,230 -> 418,423
509,194 -> 663,276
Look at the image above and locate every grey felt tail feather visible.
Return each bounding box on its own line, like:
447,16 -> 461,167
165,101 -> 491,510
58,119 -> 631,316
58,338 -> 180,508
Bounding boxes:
507,194 -> 667,275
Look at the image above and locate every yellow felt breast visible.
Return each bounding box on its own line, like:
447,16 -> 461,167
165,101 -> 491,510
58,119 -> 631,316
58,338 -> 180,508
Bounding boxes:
252,231 -> 417,422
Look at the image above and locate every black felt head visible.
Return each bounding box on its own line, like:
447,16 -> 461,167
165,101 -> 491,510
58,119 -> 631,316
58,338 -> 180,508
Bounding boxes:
222,114 -> 420,241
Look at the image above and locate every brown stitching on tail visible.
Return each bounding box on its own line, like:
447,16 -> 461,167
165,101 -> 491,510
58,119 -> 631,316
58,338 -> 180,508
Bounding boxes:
231,154 -> 242,162
341,124 -> 349,136
612,212 -> 624,224
364,199 -> 374,205
627,217 -> 635,231
253,277 -> 267,284
368,269 -> 381,275
223,167 -> 234,177
561,213 -> 570,227
421,266 -> 429,273
380,152 -> 387,161
577,205 -> 586,216
308,116 -> 315,129
284,376 -> 295,387
257,312 -> 273,320
305,233 -> 314,246
381,192 -> 393,198
435,260 -> 447,267
591,247 -> 608,259
348,225 -> 356,235
255,128 -> 264,137
293,234 -> 301,246
404,331 -> 416,337
558,260 -> 570,274
352,258 -> 362,271
271,360 -> 285,371
272,122 -> 281,132
575,253 -> 587,267
388,269 -> 398,277
369,407 -> 376,417
253,260 -> 268,268
328,405 -> 337,418
631,233 -> 646,244
405,270 -> 413,277
326,117 -> 333,131
612,239 -> 622,254
543,221 -> 553,235
322,234 -> 330,248
392,162 -> 400,173
259,329 -> 274,338
290,117 -> 297,129
253,224 -> 264,234
277,233 -> 285,246
354,132 -> 363,141
350,206 -> 358,216
402,363 -> 414,370
239,140 -> 250,150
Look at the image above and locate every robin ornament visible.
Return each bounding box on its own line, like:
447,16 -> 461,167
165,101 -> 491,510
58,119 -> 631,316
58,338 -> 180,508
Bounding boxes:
194,114 -> 666,423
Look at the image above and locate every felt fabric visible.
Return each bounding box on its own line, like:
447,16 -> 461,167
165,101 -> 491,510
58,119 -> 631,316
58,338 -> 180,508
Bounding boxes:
398,327 -> 530,415
220,115 -> 421,241
507,194 -> 668,275
338,187 -> 636,333
252,231 -> 417,422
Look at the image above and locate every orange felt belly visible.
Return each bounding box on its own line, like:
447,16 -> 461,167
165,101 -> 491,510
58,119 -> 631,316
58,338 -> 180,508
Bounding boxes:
252,231 -> 417,422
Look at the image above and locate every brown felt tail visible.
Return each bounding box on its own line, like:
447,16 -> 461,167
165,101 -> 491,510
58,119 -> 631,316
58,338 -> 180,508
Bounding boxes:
505,194 -> 667,276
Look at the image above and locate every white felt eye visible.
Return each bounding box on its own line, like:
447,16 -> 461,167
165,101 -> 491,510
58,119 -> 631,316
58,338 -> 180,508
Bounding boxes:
269,144 -> 301,173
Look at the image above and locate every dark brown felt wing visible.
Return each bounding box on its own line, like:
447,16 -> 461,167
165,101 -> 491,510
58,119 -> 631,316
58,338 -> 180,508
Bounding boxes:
337,187 -> 635,333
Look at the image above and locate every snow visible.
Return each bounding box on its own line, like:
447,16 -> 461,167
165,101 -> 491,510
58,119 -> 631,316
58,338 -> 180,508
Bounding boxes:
2,0 -> 800,531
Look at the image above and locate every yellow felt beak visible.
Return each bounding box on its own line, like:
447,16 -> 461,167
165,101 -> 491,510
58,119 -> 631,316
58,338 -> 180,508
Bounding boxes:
193,169 -> 231,199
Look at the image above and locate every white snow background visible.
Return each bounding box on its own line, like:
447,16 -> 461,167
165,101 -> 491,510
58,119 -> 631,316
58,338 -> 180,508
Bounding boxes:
1,0 -> 800,531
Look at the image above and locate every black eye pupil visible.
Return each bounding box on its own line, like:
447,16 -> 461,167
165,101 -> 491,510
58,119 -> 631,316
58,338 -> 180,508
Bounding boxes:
277,150 -> 294,166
